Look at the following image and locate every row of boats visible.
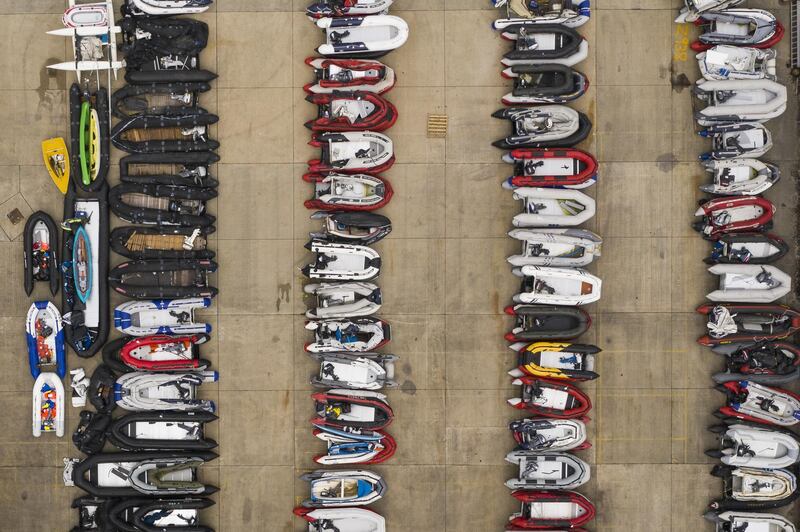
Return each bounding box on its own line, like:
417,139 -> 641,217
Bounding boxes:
677,1 -> 799,530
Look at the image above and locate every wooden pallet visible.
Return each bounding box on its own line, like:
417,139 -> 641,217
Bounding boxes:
427,114 -> 448,138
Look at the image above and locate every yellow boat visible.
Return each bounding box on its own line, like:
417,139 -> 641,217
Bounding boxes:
512,341 -> 600,381
89,108 -> 101,181
41,137 -> 70,194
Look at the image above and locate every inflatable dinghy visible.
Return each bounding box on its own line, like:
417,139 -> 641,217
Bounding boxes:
120,151 -> 220,188
109,259 -> 218,299
306,318 -> 391,353
716,380 -> 800,426
307,0 -> 392,19
312,389 -> 394,430
305,57 -> 395,94
302,241 -> 381,281
493,0 -> 591,30
304,172 -> 393,211
512,188 -> 596,227
507,490 -> 596,529
706,264 -> 791,303
115,371 -> 217,413
306,282 -> 382,319
309,352 -> 397,390
493,106 -> 592,149
711,342 -> 800,384
111,112 -> 219,154
698,304 -> 800,346
300,469 -> 386,508
23,211 -> 59,296
709,465 -> 798,510
108,410 -> 218,451
111,226 -> 214,260
504,304 -> 591,342
26,301 -> 66,379
115,298 -> 212,336
692,9 -> 783,52
32,372 -> 64,437
508,377 -> 592,418
699,158 -> 780,196
693,196 -> 775,239
295,507 -> 386,532
105,497 -> 215,532
512,266 -> 602,306
502,65 -> 589,105
316,15 -> 409,58
704,511 -> 797,532
509,342 -> 599,381
111,82 -> 210,119
126,0 -> 212,15
508,228 -> 602,267
694,79 -> 787,125
501,25 -> 589,67
306,92 -> 397,132
700,122 -> 773,160
509,418 -> 590,452
706,421 -> 800,468
504,451 -> 590,490
697,45 -> 776,80
67,85 -> 110,191
309,131 -> 395,174
107,334 -> 211,372
676,0 -> 745,23
705,233 -> 788,265
310,212 -> 392,245
502,148 -> 597,189
312,424 -> 396,465
110,183 -> 217,227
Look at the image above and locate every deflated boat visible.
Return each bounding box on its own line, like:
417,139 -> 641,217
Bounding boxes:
115,371 -> 218,413
305,57 -> 396,94
312,424 -> 396,465
310,212 -> 393,245
509,342 -> 599,381
493,0 -> 591,29
110,183 -> 217,227
697,304 -> 800,346
111,82 -> 211,119
493,106 -> 592,149
309,352 -> 397,390
700,122 -> 773,160
705,233 -> 788,265
502,148 -> 597,189
512,188 -> 596,227
508,377 -> 592,418
693,79 -> 787,125
316,15 -> 409,58
502,65 -> 589,105
504,304 -> 592,342
676,0 -> 744,23
716,380 -> 800,426
300,469 -> 386,508
509,418 -> 590,452
304,172 -> 393,210
505,450 -> 591,490
501,25 -> 589,67
512,266 -> 602,306
709,465 -> 798,511
307,0 -> 393,19
302,241 -> 381,281
312,389 -> 394,430
508,489 -> 596,529
111,226 -> 214,260
711,341 -> 800,384
699,158 -> 780,196
692,9 -> 784,52
697,46 -> 776,80
704,511 -> 797,532
109,259 -> 218,299
24,211 -> 59,296
309,131 -> 395,174
295,507 -> 386,532
706,264 -> 791,303
305,318 -> 391,353
508,228 -> 602,267
693,196 -> 775,238
706,421 -> 800,468
306,91 -> 397,132
305,282 -> 382,319
115,297 -> 212,336
26,301 -> 66,379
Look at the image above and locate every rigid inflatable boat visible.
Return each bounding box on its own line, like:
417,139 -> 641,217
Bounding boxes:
706,264 -> 791,302
698,46 -> 777,80
111,82 -> 211,119
311,211 -> 392,245
693,196 -> 775,238
305,318 -> 391,353
504,304 -> 592,342
306,92 -> 397,132
692,9 -> 783,52
699,158 -> 780,196
676,0 -> 744,23
304,172 -> 393,211
493,106 -> 592,149
111,226 -> 214,260
308,0 -> 392,18
24,211 -> 59,296
698,304 -> 800,346
712,342 -> 800,384
111,112 -> 219,154
310,352 -> 397,390
300,470 -> 386,508
312,424 -> 396,465
512,266 -> 602,306
295,507 -> 386,532
705,233 -> 788,265
510,342 -> 600,381
694,79 -> 787,125
108,411 -> 218,451
69,86 -> 110,190
109,259 -> 218,299
502,148 -> 597,189
716,380 -> 800,426
110,183 -> 217,227
312,389 -> 394,430
120,151 -> 220,188
66,451 -> 218,497
710,465 -> 798,510
106,334 -> 211,372
493,0 -> 591,30
27,301 -> 66,379
302,241 -> 381,281
508,228 -> 602,267
508,377 -> 592,418
306,282 -> 382,319
505,451 -> 591,490
309,131 -> 395,174
512,188 -> 596,227
509,418 -> 590,452
507,490 -> 596,529
115,371 -> 217,413
62,186 -> 109,358
115,298 -> 212,336
704,511 -> 796,532
502,65 -> 589,105
706,421 -> 800,468
33,372 -> 64,437
700,122 -> 773,160
316,15 -> 409,58
501,25 -> 589,67
305,57 -> 396,94
126,0 -> 212,15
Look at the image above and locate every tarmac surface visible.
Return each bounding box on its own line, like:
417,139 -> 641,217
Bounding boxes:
0,0 -> 798,530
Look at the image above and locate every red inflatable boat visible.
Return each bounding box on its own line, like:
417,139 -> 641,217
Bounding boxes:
693,196 -> 775,238
507,377 -> 592,419
304,57 -> 396,95
507,490 -> 596,530
119,334 -> 210,371
305,92 -> 398,132
697,304 -> 800,346
502,148 -> 598,189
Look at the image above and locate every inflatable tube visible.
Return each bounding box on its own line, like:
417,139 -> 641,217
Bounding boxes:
709,465 -> 798,511
304,172 -> 393,211
307,0 -> 393,18
294,507 -> 386,532
302,241 -> 381,281
507,228 -> 602,267
120,151 -> 220,188
504,451 -> 591,490
305,317 -> 391,353
509,342 -> 600,381
300,469 -> 386,507
512,266 -> 602,306
26,301 -> 66,379
111,225 -> 215,260
693,9 -> 783,51
111,82 -> 211,119
106,497 -> 215,532
697,45 -> 777,81
306,91 -> 397,132
114,297 -> 213,336
509,418 -> 590,452
305,57 -> 396,94
706,421 -> 800,468
111,113 -> 219,154
109,259 -> 218,299
508,377 -> 592,418
305,282 -> 382,319
511,188 -> 596,227
706,264 -> 791,303
32,372 -> 64,437
493,106 -> 592,149
494,0 -> 591,30
504,304 -> 592,342
309,131 -> 395,174
115,371 -> 218,412
69,84 -> 109,192
502,148 -> 597,189
693,195 -> 775,239
309,352 -> 397,390
108,410 -> 218,451
316,15 -> 409,58
109,182 -> 217,227
508,489 -> 596,529
310,211 -> 393,245
23,211 -> 59,297
716,380 -> 800,426
711,342 -> 800,385
697,304 -> 800,346
312,389 -> 394,430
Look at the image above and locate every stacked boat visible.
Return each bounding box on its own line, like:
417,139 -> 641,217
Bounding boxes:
294,2 -> 407,530
491,0 -> 599,529
677,1 -> 799,529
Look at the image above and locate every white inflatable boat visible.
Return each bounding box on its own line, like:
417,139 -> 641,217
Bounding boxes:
699,158 -> 779,195
718,466 -> 797,505
32,372 -> 64,437
305,282 -> 382,319
675,0 -> 744,23
706,264 -> 791,303
698,46 -> 777,80
295,507 -> 386,532
509,418 -> 589,452
316,15 -> 409,58
701,122 -> 773,160
704,511 -> 796,532
507,228 -> 602,267
115,371 -> 217,412
721,381 -> 800,426
309,131 -> 394,173
512,266 -> 602,306
492,0 -> 591,30
504,451 -> 590,490
708,423 -> 800,469
512,188 -> 596,227
307,0 -> 393,18
694,79 -> 787,125
300,469 -> 387,508
305,318 -> 390,353
305,173 -> 391,210
493,105 -> 591,149
126,0 -> 212,15
302,241 -> 381,281
309,352 -> 397,390
115,298 -> 212,336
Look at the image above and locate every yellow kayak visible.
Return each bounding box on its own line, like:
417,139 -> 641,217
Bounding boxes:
89,108 -> 100,181
41,137 -> 70,194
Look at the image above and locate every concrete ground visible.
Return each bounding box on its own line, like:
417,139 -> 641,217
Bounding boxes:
0,0 -> 798,530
